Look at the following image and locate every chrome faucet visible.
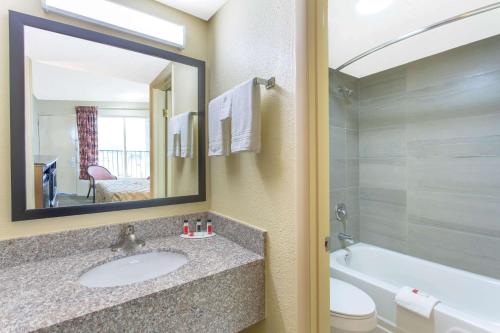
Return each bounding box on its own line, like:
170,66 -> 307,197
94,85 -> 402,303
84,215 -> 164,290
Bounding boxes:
335,203 -> 355,256
338,232 -> 354,247
339,232 -> 354,265
111,225 -> 145,253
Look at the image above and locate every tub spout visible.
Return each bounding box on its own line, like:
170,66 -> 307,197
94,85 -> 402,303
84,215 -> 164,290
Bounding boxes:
338,232 -> 354,248
338,233 -> 354,264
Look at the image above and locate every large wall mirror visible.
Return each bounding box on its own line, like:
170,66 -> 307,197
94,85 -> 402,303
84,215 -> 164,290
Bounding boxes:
10,12 -> 206,221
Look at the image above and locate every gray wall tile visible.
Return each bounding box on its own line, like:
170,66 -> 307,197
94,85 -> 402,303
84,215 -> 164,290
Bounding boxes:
407,190 -> 500,238
407,135 -> 500,159
331,126 -> 346,159
359,95 -> 408,129
405,34 -> 500,91
359,158 -> 406,190
346,129 -> 359,159
406,113 -> 500,142
330,158 -> 346,191
346,159 -> 359,188
359,188 -> 407,251
329,69 -> 360,251
359,230 -> 408,254
359,126 -> 406,158
359,67 -> 406,100
354,34 -> 500,279
329,69 -> 359,129
405,69 -> 500,122
408,157 -> 500,196
408,223 -> 500,279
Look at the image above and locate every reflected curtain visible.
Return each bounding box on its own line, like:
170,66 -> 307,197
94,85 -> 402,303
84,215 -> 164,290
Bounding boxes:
76,106 -> 98,180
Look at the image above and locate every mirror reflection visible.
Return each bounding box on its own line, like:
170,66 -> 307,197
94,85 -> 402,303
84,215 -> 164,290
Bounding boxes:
25,27 -> 199,209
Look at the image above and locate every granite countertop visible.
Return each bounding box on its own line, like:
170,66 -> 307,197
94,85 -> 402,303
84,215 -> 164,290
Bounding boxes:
0,235 -> 263,333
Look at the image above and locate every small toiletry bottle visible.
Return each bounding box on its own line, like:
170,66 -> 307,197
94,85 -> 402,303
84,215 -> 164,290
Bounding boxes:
207,219 -> 213,235
196,219 -> 202,233
183,220 -> 189,235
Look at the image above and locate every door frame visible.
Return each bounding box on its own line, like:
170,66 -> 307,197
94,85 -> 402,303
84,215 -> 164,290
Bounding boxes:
297,0 -> 330,332
308,0 -> 330,331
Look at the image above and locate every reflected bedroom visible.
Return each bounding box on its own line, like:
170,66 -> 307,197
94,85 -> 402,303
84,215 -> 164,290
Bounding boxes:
25,26 -> 200,209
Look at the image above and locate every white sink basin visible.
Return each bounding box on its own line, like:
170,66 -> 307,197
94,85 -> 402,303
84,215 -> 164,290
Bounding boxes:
79,251 -> 188,288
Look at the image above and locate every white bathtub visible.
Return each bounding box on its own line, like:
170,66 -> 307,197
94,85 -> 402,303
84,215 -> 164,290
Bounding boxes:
330,243 -> 500,333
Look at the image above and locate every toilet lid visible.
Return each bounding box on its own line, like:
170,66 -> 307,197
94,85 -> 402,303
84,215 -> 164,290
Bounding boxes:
330,278 -> 376,318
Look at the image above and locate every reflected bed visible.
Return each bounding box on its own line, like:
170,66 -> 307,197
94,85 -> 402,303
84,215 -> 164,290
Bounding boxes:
95,179 -> 150,203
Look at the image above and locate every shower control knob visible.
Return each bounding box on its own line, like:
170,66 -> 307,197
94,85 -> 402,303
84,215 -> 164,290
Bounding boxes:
335,203 -> 347,222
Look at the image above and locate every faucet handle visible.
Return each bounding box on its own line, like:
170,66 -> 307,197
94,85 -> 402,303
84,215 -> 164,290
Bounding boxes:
111,224 -> 145,252
110,243 -> 121,252
335,203 -> 347,222
123,225 -> 135,235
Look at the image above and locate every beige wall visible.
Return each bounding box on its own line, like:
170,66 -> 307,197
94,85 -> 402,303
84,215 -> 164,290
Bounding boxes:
0,0 -> 209,240
208,0 -> 300,331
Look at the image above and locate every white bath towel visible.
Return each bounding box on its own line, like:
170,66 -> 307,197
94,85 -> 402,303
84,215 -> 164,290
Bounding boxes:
167,116 -> 180,157
177,112 -> 194,158
229,79 -> 261,153
208,90 -> 232,156
395,287 -> 440,318
168,112 -> 194,158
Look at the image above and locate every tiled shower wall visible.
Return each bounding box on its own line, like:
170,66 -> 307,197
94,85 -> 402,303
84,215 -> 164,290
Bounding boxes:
331,34 -> 500,279
329,69 -> 360,251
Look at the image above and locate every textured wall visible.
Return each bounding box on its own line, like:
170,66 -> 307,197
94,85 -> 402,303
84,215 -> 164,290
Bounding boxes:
207,0 -> 299,331
329,69 -> 360,251
0,0 -> 209,240
358,35 -> 500,279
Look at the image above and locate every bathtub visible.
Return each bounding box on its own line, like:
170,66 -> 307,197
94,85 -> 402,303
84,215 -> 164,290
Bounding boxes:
330,243 -> 500,333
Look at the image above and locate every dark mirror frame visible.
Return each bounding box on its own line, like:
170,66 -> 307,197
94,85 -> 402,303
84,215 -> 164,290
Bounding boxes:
9,11 -> 206,221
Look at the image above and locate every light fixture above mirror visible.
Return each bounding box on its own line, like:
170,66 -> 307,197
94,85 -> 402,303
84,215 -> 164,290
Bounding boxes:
41,0 -> 185,48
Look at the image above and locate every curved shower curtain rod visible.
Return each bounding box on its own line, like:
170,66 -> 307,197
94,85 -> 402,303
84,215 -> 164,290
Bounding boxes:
335,2 -> 500,71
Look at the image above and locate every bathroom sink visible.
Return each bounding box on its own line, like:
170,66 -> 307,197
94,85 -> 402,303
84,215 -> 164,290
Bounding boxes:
79,251 -> 188,288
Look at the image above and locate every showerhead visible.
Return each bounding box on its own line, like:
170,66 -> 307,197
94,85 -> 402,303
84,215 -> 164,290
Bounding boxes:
336,86 -> 354,99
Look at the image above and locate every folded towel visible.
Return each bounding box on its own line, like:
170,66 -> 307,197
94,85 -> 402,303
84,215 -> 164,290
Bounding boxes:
176,112 -> 194,158
395,287 -> 440,318
167,116 -> 180,157
208,91 -> 232,156
229,79 -> 261,153
167,112 -> 193,158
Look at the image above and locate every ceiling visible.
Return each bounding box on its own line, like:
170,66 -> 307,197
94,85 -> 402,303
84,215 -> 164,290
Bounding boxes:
25,26 -> 170,102
32,62 -> 150,103
329,0 -> 500,78
153,0 -> 229,21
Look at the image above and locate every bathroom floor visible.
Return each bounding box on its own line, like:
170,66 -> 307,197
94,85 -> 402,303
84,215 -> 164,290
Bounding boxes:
57,194 -> 92,207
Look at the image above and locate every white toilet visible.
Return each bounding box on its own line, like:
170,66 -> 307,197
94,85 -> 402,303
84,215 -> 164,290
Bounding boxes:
330,278 -> 377,333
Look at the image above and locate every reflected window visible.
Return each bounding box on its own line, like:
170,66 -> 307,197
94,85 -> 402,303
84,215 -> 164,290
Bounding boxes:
98,116 -> 150,178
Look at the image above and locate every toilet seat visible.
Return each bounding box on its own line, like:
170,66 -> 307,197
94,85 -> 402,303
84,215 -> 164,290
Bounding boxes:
330,278 -> 377,332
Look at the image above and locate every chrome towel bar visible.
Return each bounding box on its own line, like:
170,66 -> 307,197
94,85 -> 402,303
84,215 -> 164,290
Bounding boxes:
254,77 -> 276,89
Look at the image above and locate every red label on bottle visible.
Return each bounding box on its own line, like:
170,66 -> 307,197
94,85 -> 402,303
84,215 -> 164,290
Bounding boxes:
207,224 -> 213,234
183,225 -> 188,235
